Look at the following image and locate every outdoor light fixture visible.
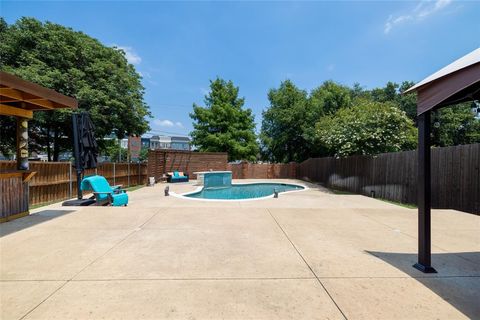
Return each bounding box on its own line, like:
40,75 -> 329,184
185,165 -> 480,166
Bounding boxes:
471,100 -> 480,118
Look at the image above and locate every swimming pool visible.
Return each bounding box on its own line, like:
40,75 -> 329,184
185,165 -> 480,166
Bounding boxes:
183,182 -> 305,200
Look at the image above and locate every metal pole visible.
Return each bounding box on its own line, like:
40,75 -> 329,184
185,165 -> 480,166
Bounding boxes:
72,113 -> 83,200
69,162 -> 72,198
414,111 -> 437,273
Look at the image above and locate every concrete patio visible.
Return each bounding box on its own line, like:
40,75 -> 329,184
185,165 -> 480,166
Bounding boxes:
1,179 -> 479,319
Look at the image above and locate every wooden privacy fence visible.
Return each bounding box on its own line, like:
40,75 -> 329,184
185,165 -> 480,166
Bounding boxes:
147,149 -> 228,180
0,161 -> 147,206
297,143 -> 480,214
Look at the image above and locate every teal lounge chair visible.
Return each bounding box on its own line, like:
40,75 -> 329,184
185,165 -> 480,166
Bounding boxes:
81,175 -> 128,206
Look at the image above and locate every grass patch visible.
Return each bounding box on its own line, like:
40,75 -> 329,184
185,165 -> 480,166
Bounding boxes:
30,200 -> 62,210
329,188 -> 354,195
328,187 -> 416,208
377,198 -> 417,209
124,185 -> 145,192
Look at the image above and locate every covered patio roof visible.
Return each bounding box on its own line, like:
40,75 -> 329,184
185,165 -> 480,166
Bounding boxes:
405,48 -> 480,115
0,71 -> 78,119
403,47 -> 480,273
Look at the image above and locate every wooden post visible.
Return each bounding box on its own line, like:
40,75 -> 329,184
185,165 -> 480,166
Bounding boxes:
16,117 -> 29,170
414,111 -> 437,273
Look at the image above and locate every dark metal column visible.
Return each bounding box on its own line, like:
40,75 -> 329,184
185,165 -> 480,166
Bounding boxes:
72,113 -> 83,200
414,111 -> 437,273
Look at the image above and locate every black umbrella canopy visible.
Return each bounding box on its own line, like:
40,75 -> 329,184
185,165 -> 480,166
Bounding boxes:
72,112 -> 98,170
79,113 -> 99,169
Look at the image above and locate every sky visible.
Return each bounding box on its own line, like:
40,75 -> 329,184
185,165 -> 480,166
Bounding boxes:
2,0 -> 479,137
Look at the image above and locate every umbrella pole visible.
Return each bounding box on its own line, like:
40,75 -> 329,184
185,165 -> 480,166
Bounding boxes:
72,113 -> 83,200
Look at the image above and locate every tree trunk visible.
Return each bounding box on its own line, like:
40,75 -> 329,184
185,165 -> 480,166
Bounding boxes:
46,126 -> 51,161
53,129 -> 60,161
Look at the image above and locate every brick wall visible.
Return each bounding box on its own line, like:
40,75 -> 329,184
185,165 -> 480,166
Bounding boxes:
227,162 -> 298,179
147,149 -> 228,180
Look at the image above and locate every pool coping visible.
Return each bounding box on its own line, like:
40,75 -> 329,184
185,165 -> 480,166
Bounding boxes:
170,181 -> 309,202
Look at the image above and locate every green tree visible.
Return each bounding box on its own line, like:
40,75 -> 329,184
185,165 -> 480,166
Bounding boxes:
103,139 -> 128,162
305,81 -> 353,156
370,81 -> 399,102
397,81 -> 417,121
260,80 -> 309,162
0,17 -> 151,160
315,99 -> 417,157
139,147 -> 149,162
190,78 -> 259,161
431,103 -> 480,147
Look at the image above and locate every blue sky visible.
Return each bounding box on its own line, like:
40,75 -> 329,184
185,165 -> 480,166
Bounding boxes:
2,1 -> 479,137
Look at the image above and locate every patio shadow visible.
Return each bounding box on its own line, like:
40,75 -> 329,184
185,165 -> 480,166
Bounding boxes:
0,209 -> 76,237
366,251 -> 480,319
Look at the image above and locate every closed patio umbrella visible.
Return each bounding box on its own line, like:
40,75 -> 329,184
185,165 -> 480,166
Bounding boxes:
64,112 -> 99,205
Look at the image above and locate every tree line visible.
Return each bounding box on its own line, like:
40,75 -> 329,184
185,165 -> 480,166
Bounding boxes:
191,79 -> 480,162
0,17 -> 151,161
1,18 -> 478,164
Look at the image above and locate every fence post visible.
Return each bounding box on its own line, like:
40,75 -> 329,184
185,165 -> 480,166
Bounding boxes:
69,162 -> 72,199
128,161 -> 130,187
113,162 -> 116,186
138,162 -> 141,185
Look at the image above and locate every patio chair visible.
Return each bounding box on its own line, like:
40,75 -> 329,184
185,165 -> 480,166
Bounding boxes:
166,170 -> 189,183
80,175 -> 128,206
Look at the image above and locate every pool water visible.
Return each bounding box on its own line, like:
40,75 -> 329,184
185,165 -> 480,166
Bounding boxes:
185,183 -> 304,200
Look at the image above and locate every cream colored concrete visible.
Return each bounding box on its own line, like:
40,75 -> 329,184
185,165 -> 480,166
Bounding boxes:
1,227 -> 133,280
0,281 -> 65,320
1,179 -> 478,320
23,279 -> 344,320
271,208 -> 480,277
322,277 -> 480,320
355,208 -> 480,258
75,208 -> 312,280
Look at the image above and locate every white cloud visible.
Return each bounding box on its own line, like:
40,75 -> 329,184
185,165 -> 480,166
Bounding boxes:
153,119 -> 184,128
113,45 -> 142,65
384,0 -> 452,34
154,119 -> 174,127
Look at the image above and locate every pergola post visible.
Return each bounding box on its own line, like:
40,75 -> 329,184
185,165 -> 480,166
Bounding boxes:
413,111 -> 437,273
16,115 -> 29,171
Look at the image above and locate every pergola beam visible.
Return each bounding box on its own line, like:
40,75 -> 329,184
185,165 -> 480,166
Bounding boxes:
0,87 -> 24,101
25,98 -> 55,109
0,103 -> 33,119
0,88 -> 57,110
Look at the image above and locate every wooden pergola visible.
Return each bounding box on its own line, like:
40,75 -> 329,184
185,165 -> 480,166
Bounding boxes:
405,48 -> 480,273
0,71 -> 77,222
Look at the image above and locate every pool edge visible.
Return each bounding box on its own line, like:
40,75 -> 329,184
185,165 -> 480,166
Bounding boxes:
169,182 -> 309,202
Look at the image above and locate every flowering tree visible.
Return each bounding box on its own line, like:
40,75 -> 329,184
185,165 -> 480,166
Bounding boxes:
315,99 -> 417,157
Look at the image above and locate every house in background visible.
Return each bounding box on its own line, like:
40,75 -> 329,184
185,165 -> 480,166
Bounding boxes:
170,136 -> 191,150
141,137 -> 150,149
145,135 -> 191,151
